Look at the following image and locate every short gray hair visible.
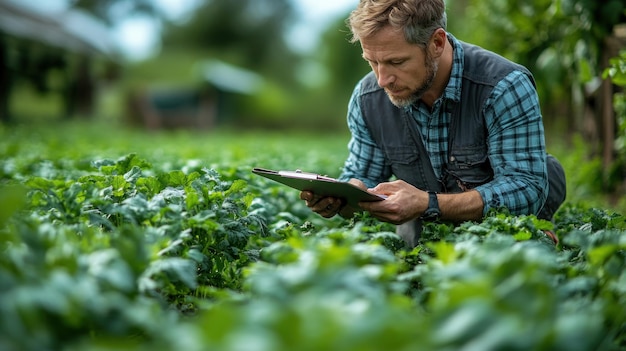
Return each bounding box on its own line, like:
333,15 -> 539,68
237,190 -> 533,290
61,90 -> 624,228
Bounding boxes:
348,0 -> 447,47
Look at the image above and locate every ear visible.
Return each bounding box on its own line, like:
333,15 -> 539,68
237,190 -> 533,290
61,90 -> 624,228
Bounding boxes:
429,28 -> 447,58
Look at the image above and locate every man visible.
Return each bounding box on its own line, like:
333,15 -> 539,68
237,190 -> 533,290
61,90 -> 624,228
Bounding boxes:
300,0 -> 566,246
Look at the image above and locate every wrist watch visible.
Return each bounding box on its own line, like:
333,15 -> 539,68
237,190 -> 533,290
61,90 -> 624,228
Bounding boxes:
421,191 -> 441,220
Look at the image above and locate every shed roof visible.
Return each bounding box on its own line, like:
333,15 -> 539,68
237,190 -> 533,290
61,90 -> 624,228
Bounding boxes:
0,0 -> 118,57
197,59 -> 264,95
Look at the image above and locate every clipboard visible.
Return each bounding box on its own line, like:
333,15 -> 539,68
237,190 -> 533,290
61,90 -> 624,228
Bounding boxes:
252,167 -> 385,208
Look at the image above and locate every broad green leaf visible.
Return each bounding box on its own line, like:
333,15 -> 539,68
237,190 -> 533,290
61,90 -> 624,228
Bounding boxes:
428,241 -> 458,264
513,229 -> 532,241
136,176 -> 162,197
163,170 -> 187,187
185,186 -> 201,210
111,175 -> 128,197
587,244 -> 618,266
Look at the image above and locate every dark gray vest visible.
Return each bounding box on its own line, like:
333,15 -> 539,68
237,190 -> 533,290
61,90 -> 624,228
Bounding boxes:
358,42 -> 565,246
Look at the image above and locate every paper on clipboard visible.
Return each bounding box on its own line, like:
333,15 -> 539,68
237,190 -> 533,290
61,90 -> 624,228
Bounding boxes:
251,167 -> 385,208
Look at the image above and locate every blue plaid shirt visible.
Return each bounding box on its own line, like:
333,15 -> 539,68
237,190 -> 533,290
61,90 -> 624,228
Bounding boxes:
339,34 -> 548,216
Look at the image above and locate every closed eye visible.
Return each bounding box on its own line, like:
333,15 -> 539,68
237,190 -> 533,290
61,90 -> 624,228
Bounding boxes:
363,57 -> 406,67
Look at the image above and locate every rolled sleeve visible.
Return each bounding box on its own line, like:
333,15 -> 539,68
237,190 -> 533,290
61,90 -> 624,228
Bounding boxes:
476,71 -> 548,216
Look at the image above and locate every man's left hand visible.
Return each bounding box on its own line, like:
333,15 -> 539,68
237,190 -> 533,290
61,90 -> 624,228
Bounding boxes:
359,180 -> 429,224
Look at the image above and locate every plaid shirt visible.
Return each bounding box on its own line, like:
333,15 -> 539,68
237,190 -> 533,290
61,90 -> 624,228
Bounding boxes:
339,34 -> 548,216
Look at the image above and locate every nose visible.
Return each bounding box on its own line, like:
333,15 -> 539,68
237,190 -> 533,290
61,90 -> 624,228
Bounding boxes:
376,65 -> 395,88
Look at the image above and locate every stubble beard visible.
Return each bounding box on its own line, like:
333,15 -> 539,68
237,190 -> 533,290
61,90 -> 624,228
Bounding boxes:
386,56 -> 438,108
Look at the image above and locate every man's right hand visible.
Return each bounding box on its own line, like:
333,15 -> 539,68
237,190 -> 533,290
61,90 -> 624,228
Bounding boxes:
300,191 -> 344,218
300,178 -> 365,218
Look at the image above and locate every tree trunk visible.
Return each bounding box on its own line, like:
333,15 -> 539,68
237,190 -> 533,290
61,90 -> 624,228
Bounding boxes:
0,37 -> 12,123
600,34 -> 626,187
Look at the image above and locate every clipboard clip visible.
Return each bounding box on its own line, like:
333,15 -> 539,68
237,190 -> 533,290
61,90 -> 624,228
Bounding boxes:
278,170 -> 337,182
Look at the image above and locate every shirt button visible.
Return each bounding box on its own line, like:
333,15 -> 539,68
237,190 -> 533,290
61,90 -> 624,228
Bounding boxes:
450,156 -> 456,162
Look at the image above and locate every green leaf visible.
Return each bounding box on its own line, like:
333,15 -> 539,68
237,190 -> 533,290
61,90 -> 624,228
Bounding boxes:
0,184 -> 27,226
428,241 -> 458,264
163,170 -> 187,187
136,176 -> 162,197
185,185 -> 201,209
115,153 -> 151,174
587,244 -> 618,266
123,166 -> 143,183
140,258 -> 198,291
111,175 -> 128,197
513,230 -> 532,241
225,179 -> 247,196
24,177 -> 55,190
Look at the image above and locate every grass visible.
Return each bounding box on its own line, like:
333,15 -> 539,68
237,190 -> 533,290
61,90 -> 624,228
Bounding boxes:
0,119 -> 351,176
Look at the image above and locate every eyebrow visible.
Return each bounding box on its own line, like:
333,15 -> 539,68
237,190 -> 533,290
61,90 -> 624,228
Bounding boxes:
361,54 -> 408,64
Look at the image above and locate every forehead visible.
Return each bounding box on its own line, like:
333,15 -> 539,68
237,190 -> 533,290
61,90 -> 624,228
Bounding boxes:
360,26 -> 422,60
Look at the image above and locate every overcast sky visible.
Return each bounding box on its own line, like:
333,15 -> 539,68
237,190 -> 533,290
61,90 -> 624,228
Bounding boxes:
24,0 -> 358,60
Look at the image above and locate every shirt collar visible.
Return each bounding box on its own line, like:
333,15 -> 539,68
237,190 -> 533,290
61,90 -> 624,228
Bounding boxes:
445,32 -> 464,103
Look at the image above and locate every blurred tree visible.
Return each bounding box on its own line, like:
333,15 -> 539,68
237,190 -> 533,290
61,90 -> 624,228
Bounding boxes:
457,0 -> 625,195
603,51 -> 626,199
161,0 -> 300,86
459,0 -> 625,129
316,16 -> 370,103
269,14 -> 371,131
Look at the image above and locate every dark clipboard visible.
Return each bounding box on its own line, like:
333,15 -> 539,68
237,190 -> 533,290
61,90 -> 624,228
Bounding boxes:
252,167 -> 385,208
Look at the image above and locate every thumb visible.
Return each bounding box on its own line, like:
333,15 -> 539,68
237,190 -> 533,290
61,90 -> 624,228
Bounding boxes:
369,182 -> 393,194
370,180 -> 409,197
348,178 -> 367,189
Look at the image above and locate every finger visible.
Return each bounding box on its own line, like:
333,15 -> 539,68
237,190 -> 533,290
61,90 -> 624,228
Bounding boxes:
313,198 -> 334,212
368,184 -> 390,194
321,203 -> 336,218
358,200 -> 372,211
359,199 -> 383,212
317,198 -> 341,218
369,180 -> 404,194
301,191 -> 325,207
300,191 -> 313,201
324,199 -> 343,213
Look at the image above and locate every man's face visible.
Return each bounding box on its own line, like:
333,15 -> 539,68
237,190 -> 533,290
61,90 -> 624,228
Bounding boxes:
360,26 -> 437,108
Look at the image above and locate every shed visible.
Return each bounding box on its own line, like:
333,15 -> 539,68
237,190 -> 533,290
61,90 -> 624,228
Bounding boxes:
0,0 -> 119,122
127,59 -> 265,130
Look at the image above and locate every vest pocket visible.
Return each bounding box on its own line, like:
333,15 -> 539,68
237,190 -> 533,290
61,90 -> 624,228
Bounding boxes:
385,146 -> 420,165
384,146 -> 423,186
445,145 -> 493,191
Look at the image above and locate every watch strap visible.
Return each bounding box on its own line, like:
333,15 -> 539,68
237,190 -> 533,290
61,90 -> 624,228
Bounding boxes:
421,191 -> 441,220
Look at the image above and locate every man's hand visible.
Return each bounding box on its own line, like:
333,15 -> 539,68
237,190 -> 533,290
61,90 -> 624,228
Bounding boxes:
360,180 -> 485,224
359,180 -> 429,224
300,191 -> 344,218
300,178 -> 365,218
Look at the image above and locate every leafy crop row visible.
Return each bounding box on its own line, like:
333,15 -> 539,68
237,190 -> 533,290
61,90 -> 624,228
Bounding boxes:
1,125 -> 626,351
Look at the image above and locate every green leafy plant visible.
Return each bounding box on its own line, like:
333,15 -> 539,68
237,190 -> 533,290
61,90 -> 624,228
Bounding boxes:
1,123 -> 626,350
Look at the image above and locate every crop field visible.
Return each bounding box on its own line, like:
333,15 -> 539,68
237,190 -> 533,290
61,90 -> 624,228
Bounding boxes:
1,121 -> 626,351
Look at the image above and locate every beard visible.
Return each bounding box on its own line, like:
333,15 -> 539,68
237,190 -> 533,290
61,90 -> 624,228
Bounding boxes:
385,54 -> 438,108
